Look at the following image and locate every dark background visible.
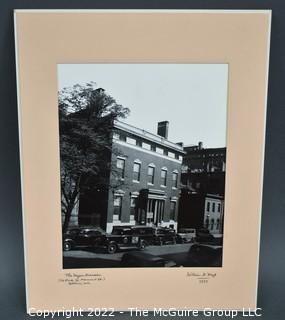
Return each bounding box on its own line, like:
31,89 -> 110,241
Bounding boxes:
0,1 -> 284,319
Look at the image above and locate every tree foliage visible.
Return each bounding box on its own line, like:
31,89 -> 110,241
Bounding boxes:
59,82 -> 130,231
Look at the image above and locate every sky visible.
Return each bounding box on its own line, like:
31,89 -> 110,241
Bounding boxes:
57,64 -> 228,148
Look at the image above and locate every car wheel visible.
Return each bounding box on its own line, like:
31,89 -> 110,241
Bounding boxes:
139,240 -> 146,250
107,243 -> 117,254
63,241 -> 72,251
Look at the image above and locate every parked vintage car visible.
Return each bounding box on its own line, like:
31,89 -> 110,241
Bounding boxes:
112,225 -> 154,245
107,226 -> 148,253
185,243 -> 223,267
176,228 -> 196,243
121,251 -> 176,268
63,227 -> 106,251
63,226 -> 147,254
195,228 -> 216,244
153,227 -> 177,245
112,225 -> 177,246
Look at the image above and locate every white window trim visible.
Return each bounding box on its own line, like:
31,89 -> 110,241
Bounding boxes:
126,137 -> 137,145
114,190 -> 125,196
116,155 -> 126,160
168,152 -> 175,159
142,142 -> 151,150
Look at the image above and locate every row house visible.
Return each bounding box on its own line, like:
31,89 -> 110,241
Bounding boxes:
76,120 -> 184,233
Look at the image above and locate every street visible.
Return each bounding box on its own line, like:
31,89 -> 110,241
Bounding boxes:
63,243 -> 223,268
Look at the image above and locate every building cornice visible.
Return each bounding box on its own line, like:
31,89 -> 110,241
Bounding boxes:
114,139 -> 183,164
114,120 -> 185,154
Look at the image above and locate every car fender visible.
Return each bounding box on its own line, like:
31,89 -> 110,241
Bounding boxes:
63,237 -> 75,244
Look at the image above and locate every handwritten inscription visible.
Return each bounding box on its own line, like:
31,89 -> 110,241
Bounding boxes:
58,272 -> 106,286
186,272 -> 217,284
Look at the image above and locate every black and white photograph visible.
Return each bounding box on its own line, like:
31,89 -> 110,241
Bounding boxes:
58,64 -> 228,269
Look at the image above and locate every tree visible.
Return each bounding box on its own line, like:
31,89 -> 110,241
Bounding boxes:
59,82 -> 130,232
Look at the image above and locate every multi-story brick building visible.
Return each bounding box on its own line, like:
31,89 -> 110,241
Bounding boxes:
106,120 -> 184,233
181,143 -> 226,195
77,120 -> 185,233
178,142 -> 226,234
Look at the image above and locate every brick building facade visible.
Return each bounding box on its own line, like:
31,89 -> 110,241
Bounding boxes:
106,121 -> 184,233
178,142 -> 226,234
76,120 -> 184,233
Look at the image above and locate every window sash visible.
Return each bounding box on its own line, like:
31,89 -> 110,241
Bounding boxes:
161,169 -> 167,186
116,158 -> 125,178
172,172 -> 178,187
147,166 -> 155,184
113,196 -> 122,219
133,163 -> 141,181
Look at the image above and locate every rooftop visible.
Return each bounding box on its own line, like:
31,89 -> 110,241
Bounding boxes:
114,120 -> 185,153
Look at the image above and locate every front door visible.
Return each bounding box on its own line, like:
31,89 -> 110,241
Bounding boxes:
147,199 -> 165,226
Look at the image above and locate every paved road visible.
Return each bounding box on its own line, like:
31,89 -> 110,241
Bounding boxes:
63,243 -> 223,269
64,243 -> 192,260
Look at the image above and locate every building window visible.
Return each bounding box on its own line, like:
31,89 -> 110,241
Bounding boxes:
116,158 -> 125,179
142,142 -> 151,150
218,203 -> 221,212
170,201 -> 176,220
156,147 -> 164,154
168,152 -> 175,159
161,168 -> 167,186
130,197 -> 136,220
133,162 -> 141,182
210,219 -> 215,230
172,172 -> 178,188
113,132 -> 120,140
113,196 -> 122,220
147,165 -> 155,184
212,203 -> 216,212
216,218 -> 220,230
126,137 -> 136,145
207,201 -> 210,212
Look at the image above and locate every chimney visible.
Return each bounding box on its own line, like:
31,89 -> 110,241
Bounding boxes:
198,141 -> 203,149
157,121 -> 169,139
